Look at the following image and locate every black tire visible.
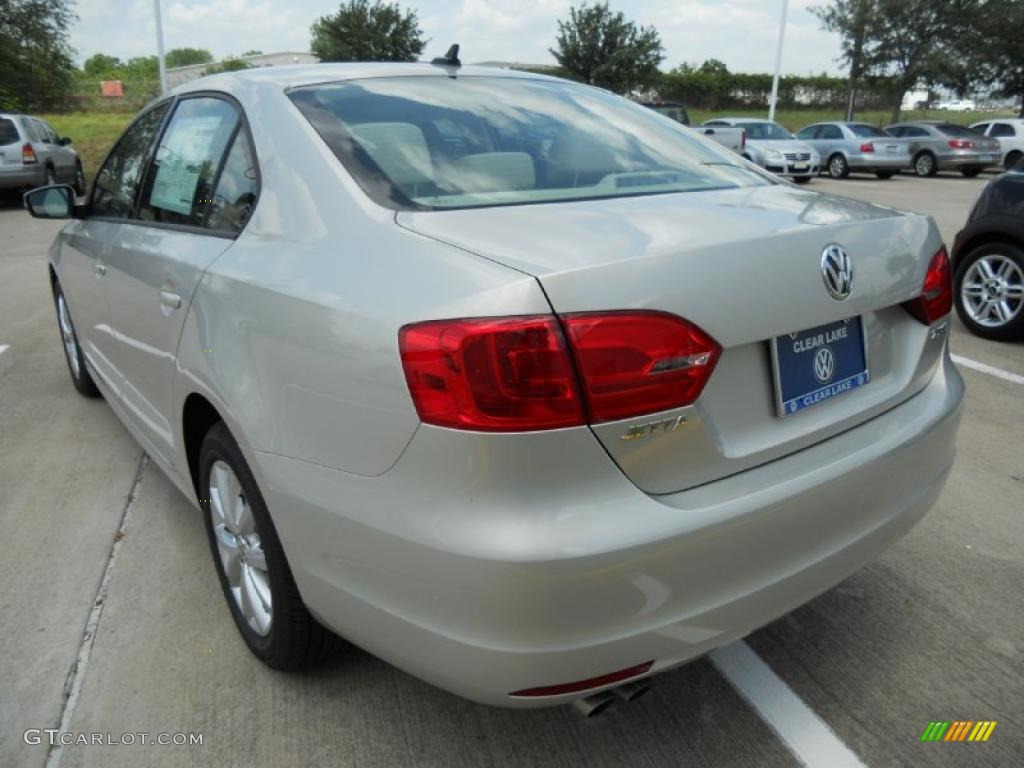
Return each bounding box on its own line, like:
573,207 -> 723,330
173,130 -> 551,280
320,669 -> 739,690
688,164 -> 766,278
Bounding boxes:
960,167 -> 983,178
792,176 -> 812,184
953,242 -> 1024,341
199,422 -> 338,669
53,283 -> 100,397
913,152 -> 938,177
827,153 -> 849,179
875,171 -> 896,180
1005,151 -> 1022,171
73,162 -> 86,196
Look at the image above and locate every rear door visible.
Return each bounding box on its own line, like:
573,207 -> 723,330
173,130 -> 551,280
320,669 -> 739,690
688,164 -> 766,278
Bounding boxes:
102,95 -> 258,466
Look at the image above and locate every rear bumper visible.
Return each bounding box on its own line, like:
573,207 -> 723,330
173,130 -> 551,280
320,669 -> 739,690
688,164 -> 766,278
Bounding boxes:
258,352 -> 963,707
846,153 -> 909,170
0,166 -> 44,189
937,151 -> 998,169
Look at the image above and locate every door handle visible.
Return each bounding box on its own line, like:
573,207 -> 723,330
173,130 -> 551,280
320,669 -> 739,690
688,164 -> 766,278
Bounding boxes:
159,290 -> 182,309
94,263 -> 106,277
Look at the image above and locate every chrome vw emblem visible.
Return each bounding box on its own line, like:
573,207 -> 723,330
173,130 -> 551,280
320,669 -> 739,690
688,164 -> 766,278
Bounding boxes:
821,245 -> 854,300
813,346 -> 835,383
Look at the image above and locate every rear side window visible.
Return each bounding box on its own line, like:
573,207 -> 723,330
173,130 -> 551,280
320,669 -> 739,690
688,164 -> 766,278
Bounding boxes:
820,125 -> 843,139
205,130 -> 259,233
991,123 -> 1016,137
139,97 -> 240,227
92,103 -> 170,219
849,124 -> 888,138
0,118 -> 19,145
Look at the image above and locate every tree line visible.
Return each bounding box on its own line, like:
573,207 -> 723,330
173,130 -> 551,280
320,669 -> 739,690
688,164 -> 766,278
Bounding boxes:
2,0 -> 1021,117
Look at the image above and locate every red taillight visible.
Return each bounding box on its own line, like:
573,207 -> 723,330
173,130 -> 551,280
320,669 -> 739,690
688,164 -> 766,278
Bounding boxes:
903,247 -> 952,325
399,315 -> 584,431
947,139 -> 974,149
510,661 -> 654,697
22,142 -> 37,164
399,311 -> 721,431
562,311 -> 720,423
859,142 -> 875,153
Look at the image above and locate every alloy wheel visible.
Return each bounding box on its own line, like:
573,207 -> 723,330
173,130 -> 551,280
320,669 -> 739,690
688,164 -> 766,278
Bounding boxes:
208,460 -> 273,636
960,254 -> 1024,327
915,154 -> 934,177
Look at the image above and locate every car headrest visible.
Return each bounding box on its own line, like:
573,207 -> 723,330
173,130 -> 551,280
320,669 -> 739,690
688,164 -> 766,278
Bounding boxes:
348,122 -> 433,188
451,152 -> 536,193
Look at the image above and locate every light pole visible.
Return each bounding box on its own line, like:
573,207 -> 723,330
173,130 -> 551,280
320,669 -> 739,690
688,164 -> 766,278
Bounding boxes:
154,0 -> 168,94
768,0 -> 789,121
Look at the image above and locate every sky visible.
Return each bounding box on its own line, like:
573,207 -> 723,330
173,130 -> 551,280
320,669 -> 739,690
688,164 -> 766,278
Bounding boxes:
72,0 -> 846,76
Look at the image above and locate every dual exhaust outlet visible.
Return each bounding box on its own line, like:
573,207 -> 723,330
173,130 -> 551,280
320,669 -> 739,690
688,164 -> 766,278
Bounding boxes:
571,679 -> 654,718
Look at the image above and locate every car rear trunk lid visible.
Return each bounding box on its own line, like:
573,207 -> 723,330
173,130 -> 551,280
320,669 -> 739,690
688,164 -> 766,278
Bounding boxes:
397,183 -> 947,493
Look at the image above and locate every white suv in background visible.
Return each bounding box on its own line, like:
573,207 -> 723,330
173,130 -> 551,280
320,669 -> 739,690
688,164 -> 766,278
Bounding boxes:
970,119 -> 1024,170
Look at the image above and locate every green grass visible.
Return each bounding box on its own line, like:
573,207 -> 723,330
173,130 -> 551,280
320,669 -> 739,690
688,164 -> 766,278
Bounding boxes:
688,108 -> 1019,133
40,112 -> 133,181
36,106 -> 1020,183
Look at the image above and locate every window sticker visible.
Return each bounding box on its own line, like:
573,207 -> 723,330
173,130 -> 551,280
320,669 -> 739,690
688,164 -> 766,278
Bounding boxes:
149,116 -> 224,216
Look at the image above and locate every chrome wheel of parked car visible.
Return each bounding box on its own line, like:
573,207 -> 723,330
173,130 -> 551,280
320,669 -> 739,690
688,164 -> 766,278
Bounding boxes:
955,245 -> 1024,340
209,459 -> 273,636
828,153 -> 849,178
199,422 -> 337,668
914,152 -> 937,177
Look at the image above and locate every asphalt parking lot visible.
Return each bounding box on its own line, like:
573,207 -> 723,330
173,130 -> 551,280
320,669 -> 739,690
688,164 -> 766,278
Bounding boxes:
1,171 -> 1022,768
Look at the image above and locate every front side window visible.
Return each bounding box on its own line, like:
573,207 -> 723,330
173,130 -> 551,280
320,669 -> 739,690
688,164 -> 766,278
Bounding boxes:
795,125 -> 819,139
139,97 -> 240,227
289,76 -> 769,211
92,103 -> 170,219
973,123 -> 991,135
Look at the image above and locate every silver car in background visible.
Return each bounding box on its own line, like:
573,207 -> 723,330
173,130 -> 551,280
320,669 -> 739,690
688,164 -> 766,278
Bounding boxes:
795,121 -> 910,179
885,121 -> 1001,177
702,117 -> 819,182
25,64 -> 963,710
0,113 -> 85,194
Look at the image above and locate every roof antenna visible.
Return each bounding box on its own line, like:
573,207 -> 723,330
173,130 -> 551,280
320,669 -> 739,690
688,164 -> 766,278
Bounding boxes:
432,44 -> 461,68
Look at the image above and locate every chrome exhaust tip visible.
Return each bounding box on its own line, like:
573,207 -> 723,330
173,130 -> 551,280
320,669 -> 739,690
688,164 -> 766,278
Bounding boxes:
612,679 -> 652,702
571,690 -> 617,717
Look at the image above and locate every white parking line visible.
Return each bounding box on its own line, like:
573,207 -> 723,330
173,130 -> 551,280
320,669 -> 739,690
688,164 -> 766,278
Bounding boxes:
0,344 -> 9,356
710,641 -> 866,768
951,354 -> 1024,386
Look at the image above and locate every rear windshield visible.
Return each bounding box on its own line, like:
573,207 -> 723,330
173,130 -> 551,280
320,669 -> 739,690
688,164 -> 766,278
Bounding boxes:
0,118 -> 20,145
648,105 -> 689,125
849,124 -> 890,138
937,124 -> 981,137
289,76 -> 769,211
736,122 -> 791,140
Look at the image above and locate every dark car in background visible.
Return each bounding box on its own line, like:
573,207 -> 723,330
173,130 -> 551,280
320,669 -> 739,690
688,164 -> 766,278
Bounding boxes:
885,121 -> 1001,178
951,159 -> 1024,340
0,113 -> 85,195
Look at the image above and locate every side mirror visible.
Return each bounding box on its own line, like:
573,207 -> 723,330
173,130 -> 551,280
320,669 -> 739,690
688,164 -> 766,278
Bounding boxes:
60,136 -> 73,146
24,185 -> 75,219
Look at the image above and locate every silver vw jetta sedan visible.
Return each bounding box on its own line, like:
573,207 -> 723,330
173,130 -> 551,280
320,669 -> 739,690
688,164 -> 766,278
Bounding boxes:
26,63 -> 963,708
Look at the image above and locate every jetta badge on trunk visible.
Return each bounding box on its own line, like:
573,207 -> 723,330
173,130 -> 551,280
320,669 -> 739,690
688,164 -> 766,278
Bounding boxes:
821,245 -> 854,300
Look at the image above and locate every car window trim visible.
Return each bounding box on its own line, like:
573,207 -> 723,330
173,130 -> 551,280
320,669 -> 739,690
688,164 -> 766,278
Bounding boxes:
87,90 -> 261,240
